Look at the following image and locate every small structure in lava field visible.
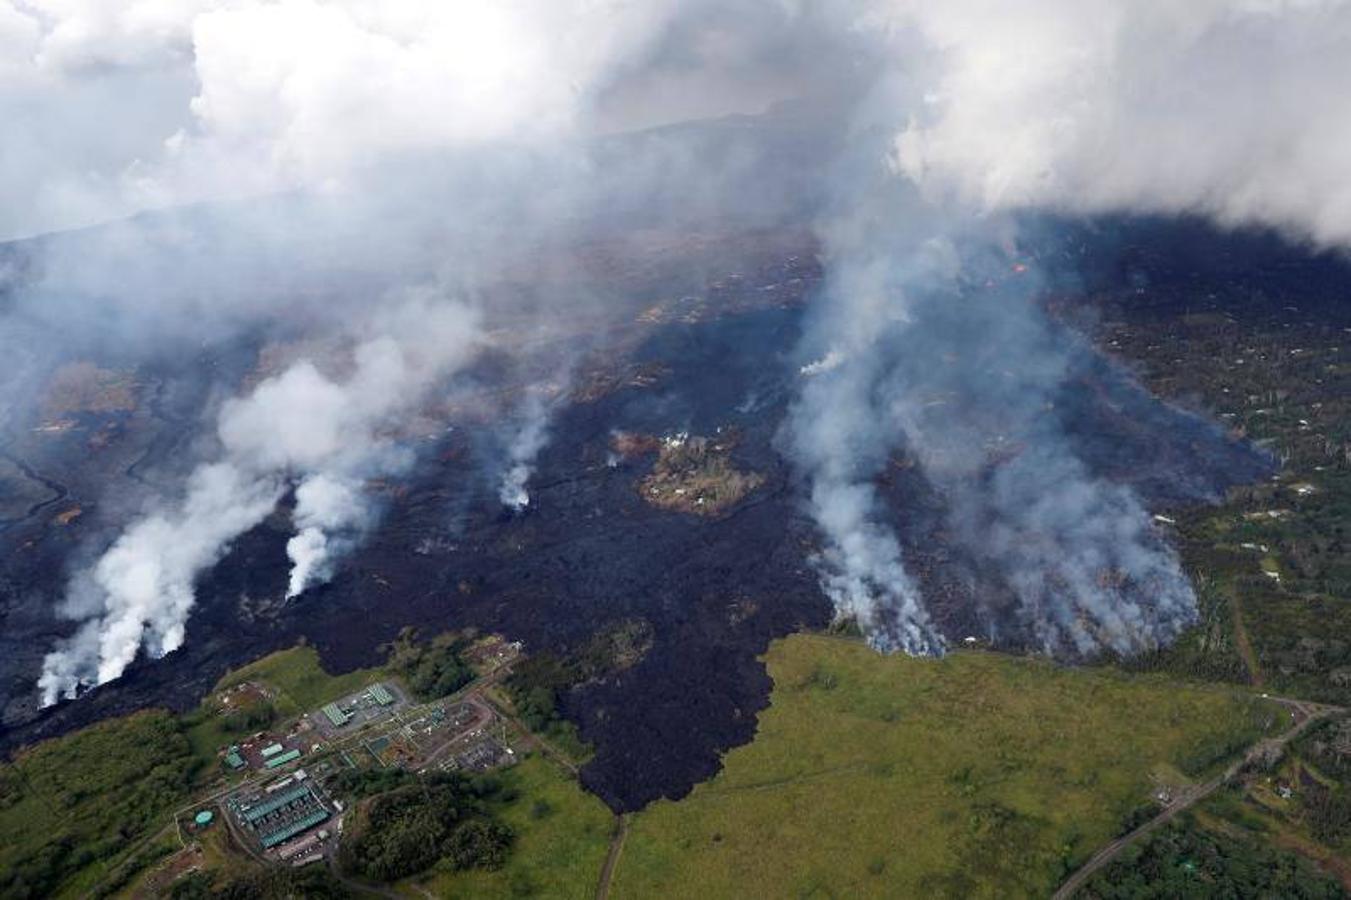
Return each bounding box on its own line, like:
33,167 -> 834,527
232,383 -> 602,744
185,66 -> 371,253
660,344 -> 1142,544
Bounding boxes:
615,429 -> 764,516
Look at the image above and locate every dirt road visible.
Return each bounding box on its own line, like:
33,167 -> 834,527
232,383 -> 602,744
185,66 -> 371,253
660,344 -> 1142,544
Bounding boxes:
595,814 -> 629,900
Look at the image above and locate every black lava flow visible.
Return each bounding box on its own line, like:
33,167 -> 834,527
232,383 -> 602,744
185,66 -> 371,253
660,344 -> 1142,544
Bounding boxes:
0,216 -> 1302,812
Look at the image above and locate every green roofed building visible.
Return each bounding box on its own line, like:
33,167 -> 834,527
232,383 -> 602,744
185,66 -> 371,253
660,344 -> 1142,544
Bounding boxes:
322,703 -> 349,727
223,750 -> 246,770
260,808 -> 329,849
370,683 -> 394,706
260,742 -> 285,758
242,784 -> 313,824
264,748 -> 302,769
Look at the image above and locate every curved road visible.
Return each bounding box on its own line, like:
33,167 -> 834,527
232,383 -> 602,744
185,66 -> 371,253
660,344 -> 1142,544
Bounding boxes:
1052,697 -> 1343,899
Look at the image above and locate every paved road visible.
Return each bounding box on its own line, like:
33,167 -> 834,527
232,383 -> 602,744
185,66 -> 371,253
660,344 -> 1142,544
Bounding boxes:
1052,697 -> 1343,899
414,694 -> 495,770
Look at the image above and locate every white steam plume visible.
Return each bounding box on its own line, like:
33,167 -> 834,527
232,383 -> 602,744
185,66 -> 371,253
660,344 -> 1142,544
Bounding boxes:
36,462 -> 282,704
22,0 -> 1351,703
39,295 -> 481,704
780,0 -> 1351,656
497,391 -> 556,512
286,474 -> 366,599
786,233 -> 957,652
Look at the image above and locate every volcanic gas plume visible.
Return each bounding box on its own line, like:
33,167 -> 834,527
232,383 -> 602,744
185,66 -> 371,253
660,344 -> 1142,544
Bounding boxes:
6,0 -> 1351,709
39,298 -> 481,704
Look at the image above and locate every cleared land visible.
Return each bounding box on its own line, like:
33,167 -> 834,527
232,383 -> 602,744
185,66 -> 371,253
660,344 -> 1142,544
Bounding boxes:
631,432 -> 764,516
213,644 -> 384,717
612,633 -> 1283,899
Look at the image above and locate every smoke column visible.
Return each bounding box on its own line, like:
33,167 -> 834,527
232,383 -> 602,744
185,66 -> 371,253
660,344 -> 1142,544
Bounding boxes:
779,0 -> 1351,656
16,0 -> 1351,705
286,474 -> 366,599
36,462 -> 283,702
786,220 -> 956,652
39,296 -> 481,704
498,391 -> 556,512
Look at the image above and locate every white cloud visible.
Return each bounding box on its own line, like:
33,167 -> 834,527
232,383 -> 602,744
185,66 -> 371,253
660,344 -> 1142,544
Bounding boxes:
886,0 -> 1351,245
0,0 -> 683,237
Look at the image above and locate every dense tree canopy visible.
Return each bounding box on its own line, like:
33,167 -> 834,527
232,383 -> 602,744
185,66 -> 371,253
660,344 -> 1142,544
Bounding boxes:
338,773 -> 513,882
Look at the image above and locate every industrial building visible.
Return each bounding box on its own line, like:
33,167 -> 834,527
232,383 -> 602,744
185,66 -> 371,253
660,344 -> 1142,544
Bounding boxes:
232,781 -> 331,852
321,703 -> 349,728
264,748 -> 302,769
314,682 -> 404,735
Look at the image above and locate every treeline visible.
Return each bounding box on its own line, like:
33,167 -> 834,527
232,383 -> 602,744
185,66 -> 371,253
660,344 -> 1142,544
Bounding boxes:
1295,716 -> 1351,845
1081,815 -> 1346,899
338,772 -> 513,882
1,711 -> 198,899
171,867 -> 350,899
219,700 -> 277,735
506,618 -> 651,735
386,628 -> 474,701
1306,785 -> 1351,845
326,765 -> 416,800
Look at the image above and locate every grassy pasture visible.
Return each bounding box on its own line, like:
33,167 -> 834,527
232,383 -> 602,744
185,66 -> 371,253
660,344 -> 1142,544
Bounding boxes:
613,633 -> 1280,899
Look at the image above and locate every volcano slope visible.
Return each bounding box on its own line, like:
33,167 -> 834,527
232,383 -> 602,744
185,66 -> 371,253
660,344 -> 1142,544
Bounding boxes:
0,221 -> 1278,813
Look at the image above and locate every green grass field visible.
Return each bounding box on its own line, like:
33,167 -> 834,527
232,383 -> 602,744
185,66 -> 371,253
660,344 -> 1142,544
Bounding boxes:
2,633 -> 1289,899
213,643 -> 385,715
399,755 -> 615,899
0,643 -> 389,899
0,710 -> 196,899
612,633 -> 1282,899
182,643 -> 385,768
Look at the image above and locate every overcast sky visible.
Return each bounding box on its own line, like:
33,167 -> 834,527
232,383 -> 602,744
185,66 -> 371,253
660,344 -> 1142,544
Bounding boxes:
5,1 -> 1351,244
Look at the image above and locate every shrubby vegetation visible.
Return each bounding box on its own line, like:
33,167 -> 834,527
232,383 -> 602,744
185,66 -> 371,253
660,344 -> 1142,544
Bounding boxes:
506,653 -> 573,735
1115,801 -> 1163,838
398,756 -> 615,900
1306,784 -> 1351,846
1082,815 -> 1345,899
326,765 -> 417,800
1295,716 -> 1351,846
1298,716 -> 1351,780
219,700 -> 277,735
386,628 -> 475,701
1105,286 -> 1351,708
505,618 -> 650,738
0,711 -> 197,899
338,772 -> 514,881
170,867 -> 351,899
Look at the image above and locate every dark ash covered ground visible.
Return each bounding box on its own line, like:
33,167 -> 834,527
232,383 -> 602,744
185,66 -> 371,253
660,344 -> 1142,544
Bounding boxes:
0,219 -> 1294,812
